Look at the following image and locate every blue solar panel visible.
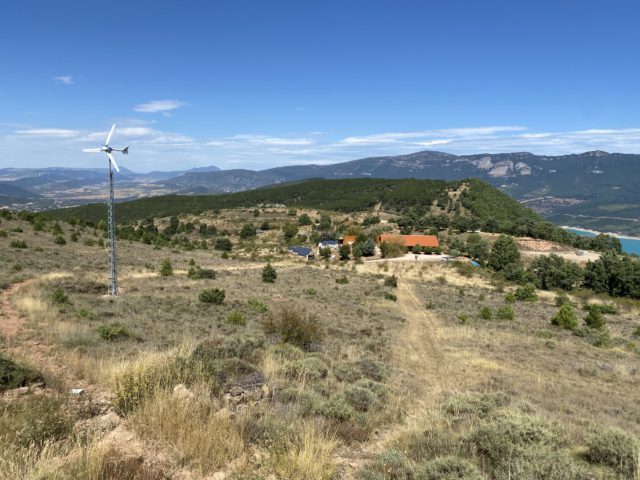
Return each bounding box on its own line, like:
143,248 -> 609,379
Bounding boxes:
288,246 -> 312,256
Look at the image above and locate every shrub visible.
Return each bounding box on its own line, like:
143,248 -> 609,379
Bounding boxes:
597,303 -> 618,315
334,363 -> 363,382
384,292 -> 397,301
192,337 -> 263,364
225,310 -> 246,326
551,303 -> 578,330
359,450 -> 413,480
339,244 -> 351,261
384,275 -> 398,288
496,306 -> 515,321
298,213 -> 312,225
285,357 -> 329,380
380,241 -> 406,259
159,258 -> 173,276
0,230 -> 6,238
263,306 -> 323,350
51,287 -> 70,305
321,394 -> 355,421
584,306 -> 606,329
355,379 -> 388,401
416,456 -> 484,480
239,223 -> 256,239
457,314 -> 469,324
358,358 -> 385,381
514,283 -> 537,301
343,385 -> 376,412
0,355 -> 42,391
336,275 -> 349,284
187,266 -> 216,279
479,306 -> 492,320
634,325 -> 640,338
98,322 -> 133,341
114,366 -> 161,415
262,263 -> 277,283
282,222 -> 299,241
248,298 -> 268,313
304,287 -> 317,295
214,237 -> 232,251
586,428 -> 638,477
469,412 -> 559,472
0,396 -> 73,448
53,235 -> 67,245
555,292 -> 571,307
580,327 -> 613,348
583,303 -> 617,315
445,392 -> 510,418
199,288 -> 225,304
504,292 -> 516,303
10,240 -> 27,248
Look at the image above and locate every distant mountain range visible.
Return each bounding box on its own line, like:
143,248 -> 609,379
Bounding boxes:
3,150 -> 640,234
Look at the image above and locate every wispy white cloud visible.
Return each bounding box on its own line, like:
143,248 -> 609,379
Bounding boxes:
231,134 -> 315,146
414,139 -> 452,147
5,123 -> 640,171
133,99 -> 187,115
15,128 -> 80,138
340,126 -> 527,145
52,76 -> 74,85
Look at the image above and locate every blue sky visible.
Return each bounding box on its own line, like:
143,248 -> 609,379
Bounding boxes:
2,0 -> 640,171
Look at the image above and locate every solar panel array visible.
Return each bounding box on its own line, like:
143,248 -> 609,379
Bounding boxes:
288,246 -> 313,257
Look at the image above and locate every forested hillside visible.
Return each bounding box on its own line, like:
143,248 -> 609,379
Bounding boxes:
49,178 -> 532,224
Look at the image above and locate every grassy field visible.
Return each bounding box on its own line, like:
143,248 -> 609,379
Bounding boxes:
0,211 -> 639,479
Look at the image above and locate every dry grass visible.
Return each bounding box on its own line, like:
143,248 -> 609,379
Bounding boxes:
2,215 -> 639,480
129,388 -> 245,474
271,420 -> 337,480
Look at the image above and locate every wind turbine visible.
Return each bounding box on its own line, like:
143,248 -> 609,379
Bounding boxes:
83,124 -> 129,296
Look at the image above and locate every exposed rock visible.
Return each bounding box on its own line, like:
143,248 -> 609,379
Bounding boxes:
207,472 -> 226,480
5,386 -> 29,396
173,384 -> 194,400
214,407 -> 232,419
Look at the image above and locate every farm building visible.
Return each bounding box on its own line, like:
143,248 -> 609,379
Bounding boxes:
377,234 -> 439,248
339,235 -> 357,245
288,246 -> 314,260
318,240 -> 339,249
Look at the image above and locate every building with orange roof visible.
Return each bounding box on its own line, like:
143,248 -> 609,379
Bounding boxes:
340,235 -> 357,245
377,234 -> 439,248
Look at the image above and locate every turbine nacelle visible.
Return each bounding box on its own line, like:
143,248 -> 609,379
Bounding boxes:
82,124 -> 129,172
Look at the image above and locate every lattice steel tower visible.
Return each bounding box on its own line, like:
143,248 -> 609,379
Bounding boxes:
83,124 -> 129,296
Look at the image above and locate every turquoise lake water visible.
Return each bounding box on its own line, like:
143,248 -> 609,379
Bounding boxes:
565,228 -> 640,255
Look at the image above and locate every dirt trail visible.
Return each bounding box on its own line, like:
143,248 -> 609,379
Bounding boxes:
395,272 -> 446,372
336,265 -> 451,478
0,279 -> 34,341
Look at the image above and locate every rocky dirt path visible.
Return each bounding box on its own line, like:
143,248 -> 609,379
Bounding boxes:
0,278 -> 180,478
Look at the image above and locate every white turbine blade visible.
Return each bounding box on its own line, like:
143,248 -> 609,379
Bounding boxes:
105,124 -> 116,145
82,148 -> 102,153
108,153 -> 120,172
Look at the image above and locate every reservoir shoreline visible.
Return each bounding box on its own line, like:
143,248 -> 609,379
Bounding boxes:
562,226 -> 640,255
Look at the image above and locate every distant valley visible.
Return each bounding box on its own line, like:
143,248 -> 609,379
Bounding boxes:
3,149 -> 640,235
